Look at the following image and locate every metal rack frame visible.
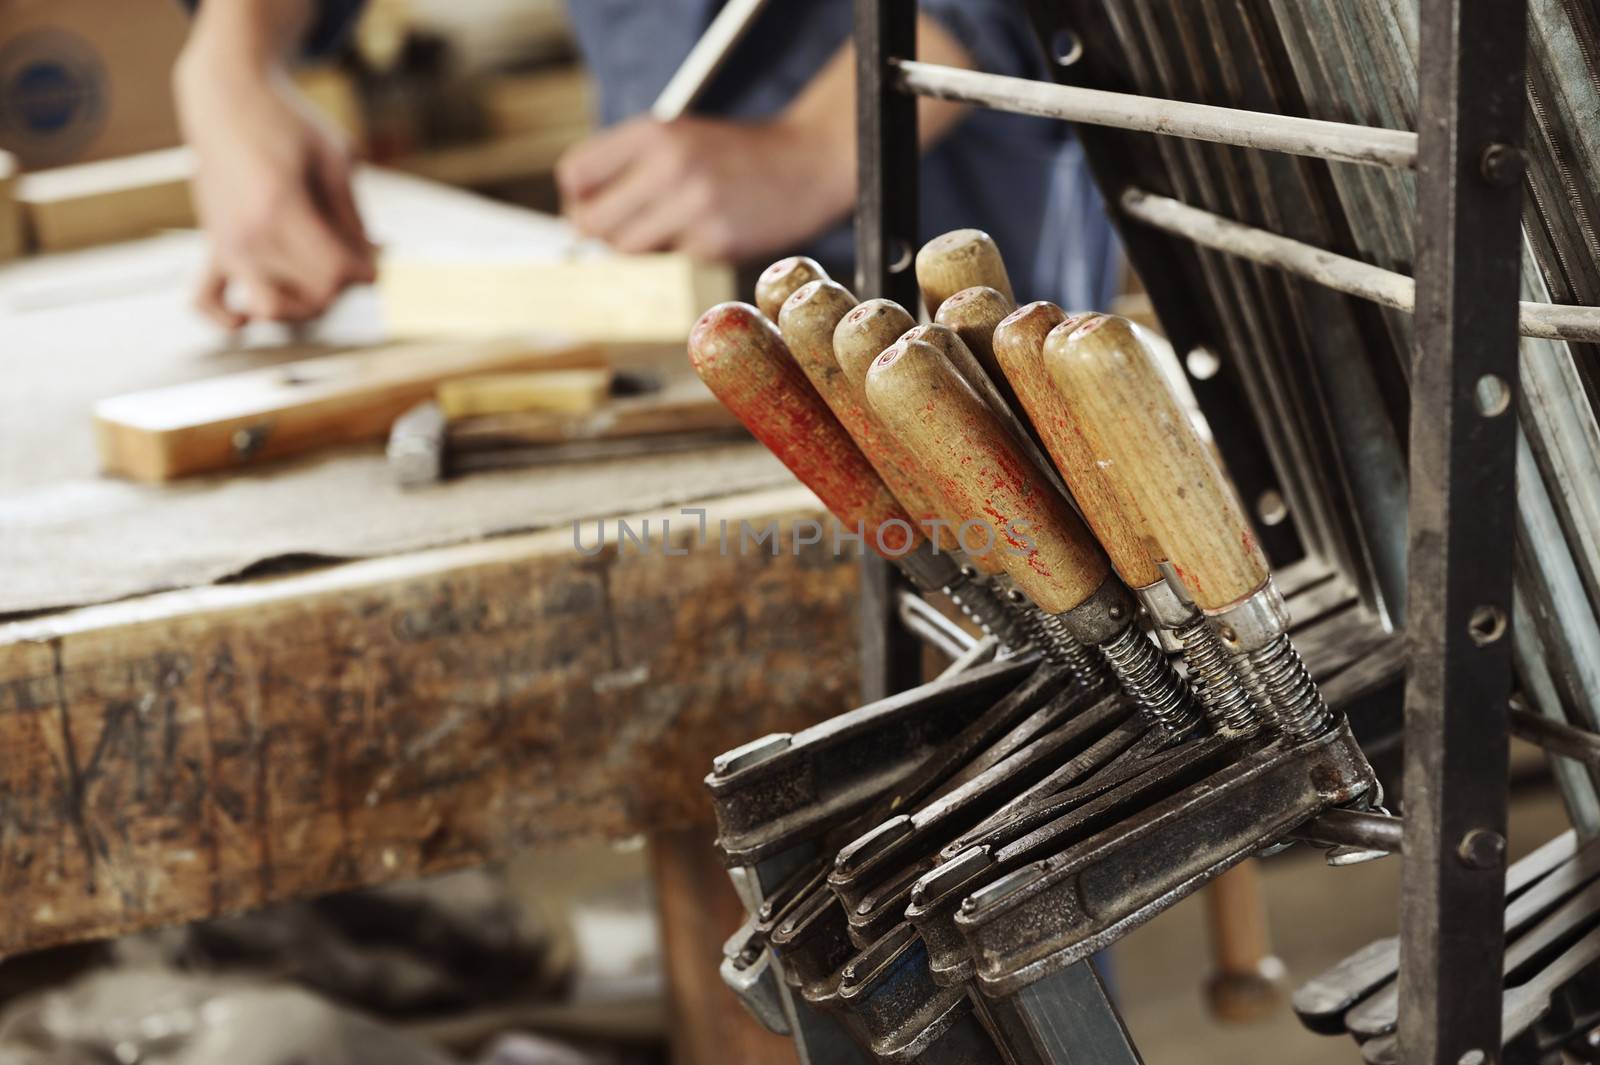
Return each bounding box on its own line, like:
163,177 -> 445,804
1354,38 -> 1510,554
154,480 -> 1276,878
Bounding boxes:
850,2 -> 1527,1061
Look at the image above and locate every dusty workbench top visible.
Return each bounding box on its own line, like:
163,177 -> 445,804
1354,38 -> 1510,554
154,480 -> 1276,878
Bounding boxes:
0,169 -> 790,617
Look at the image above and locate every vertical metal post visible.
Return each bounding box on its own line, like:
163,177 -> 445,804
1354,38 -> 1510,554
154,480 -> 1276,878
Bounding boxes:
1398,0 -> 1528,1062
854,0 -> 922,701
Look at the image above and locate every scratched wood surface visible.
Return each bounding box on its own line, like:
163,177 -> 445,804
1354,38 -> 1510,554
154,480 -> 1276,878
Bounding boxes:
0,486 -> 858,956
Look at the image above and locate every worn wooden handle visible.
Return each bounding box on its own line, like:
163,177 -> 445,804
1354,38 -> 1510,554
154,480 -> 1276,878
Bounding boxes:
834,300 -> 1004,576
1046,314 -> 1268,611
832,298 -> 917,391
935,286 -> 1019,407
993,304 -> 1161,589
779,280 -> 957,552
915,228 -> 1015,316
688,303 -> 917,554
865,338 -> 1110,614
755,256 -> 827,321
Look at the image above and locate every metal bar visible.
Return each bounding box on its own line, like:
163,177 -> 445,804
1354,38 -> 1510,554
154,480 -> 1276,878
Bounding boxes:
1292,809 -> 1405,854
1120,188 -> 1600,343
891,59 -> 1418,170
897,589 -> 977,660
1398,1 -> 1528,1062
1511,703 -> 1600,767
853,0 -> 921,704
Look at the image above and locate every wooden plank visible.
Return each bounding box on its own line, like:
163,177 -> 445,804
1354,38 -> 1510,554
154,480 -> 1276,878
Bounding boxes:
0,150 -> 21,261
0,486 -> 856,956
92,336 -> 606,482
378,253 -> 736,344
17,148 -> 195,252
481,67 -> 595,138
437,368 -> 612,419
447,373 -> 743,448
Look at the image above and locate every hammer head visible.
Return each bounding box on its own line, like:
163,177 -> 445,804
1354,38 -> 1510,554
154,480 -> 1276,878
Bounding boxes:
387,400 -> 448,488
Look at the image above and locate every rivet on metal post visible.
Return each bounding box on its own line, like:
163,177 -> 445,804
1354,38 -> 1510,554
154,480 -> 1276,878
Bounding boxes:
1455,829 -> 1505,870
1478,142 -> 1525,187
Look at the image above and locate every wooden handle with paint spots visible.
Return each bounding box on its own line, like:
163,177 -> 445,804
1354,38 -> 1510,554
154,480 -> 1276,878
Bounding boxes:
688,303 -> 918,555
779,280 -> 959,553
755,256 -> 827,321
993,304 -> 1162,589
935,286 -> 1020,410
1046,314 -> 1268,611
865,337 -> 1110,614
833,300 -> 1005,576
915,228 -> 1015,317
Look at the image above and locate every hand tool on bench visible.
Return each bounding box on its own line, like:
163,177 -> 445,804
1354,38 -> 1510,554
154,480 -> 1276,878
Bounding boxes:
864,335 -> 1200,741
388,371 -> 746,486
688,301 -> 1016,647
775,279 -> 1047,657
995,303 -> 1264,739
1045,313 -> 1338,743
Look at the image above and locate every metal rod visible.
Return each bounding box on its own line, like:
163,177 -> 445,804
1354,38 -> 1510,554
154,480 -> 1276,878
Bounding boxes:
891,58 -> 1418,170
1398,0 -> 1527,1059
1510,702 -> 1600,767
1292,809 -> 1405,854
1120,188 -> 1600,343
897,590 -> 978,660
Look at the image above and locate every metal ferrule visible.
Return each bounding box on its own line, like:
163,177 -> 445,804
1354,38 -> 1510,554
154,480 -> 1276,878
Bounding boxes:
1056,575 -> 1139,646
896,540 -> 963,593
1091,620 -> 1202,740
1134,579 -> 1191,653
1206,577 -> 1291,654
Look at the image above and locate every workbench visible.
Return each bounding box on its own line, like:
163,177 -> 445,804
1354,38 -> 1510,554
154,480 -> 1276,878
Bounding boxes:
0,171 -> 851,1060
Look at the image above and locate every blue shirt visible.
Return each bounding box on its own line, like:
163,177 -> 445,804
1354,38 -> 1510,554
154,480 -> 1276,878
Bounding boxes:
272,0 -> 1117,307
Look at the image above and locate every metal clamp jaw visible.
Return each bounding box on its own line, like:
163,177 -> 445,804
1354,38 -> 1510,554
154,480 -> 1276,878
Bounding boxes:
955,721 -> 1377,999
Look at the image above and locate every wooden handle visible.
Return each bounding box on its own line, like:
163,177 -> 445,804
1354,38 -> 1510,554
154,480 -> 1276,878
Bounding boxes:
1203,862 -> 1285,1023
779,280 -> 957,552
755,256 -> 827,321
834,300 -> 1004,576
1046,314 -> 1268,611
934,286 -> 1019,408
832,298 -> 916,391
915,228 -> 1015,317
993,304 -> 1162,589
865,338 -> 1110,614
687,303 -> 917,554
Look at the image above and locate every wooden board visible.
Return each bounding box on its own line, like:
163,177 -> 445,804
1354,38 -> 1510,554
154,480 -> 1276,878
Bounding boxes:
481,66 -> 595,137
379,252 -> 736,344
0,486 -> 857,956
93,336 -> 606,482
447,372 -> 743,448
0,150 -> 21,261
17,148 -> 195,252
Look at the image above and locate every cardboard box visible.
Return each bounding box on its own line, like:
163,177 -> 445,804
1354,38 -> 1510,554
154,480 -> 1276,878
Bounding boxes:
0,0 -> 186,171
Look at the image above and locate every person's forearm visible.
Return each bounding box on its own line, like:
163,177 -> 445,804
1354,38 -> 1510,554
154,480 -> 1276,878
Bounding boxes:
780,12 -> 976,223
179,0 -> 314,79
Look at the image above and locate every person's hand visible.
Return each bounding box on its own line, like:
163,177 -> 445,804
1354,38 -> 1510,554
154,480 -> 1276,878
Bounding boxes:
174,55 -> 374,328
555,116 -> 853,262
